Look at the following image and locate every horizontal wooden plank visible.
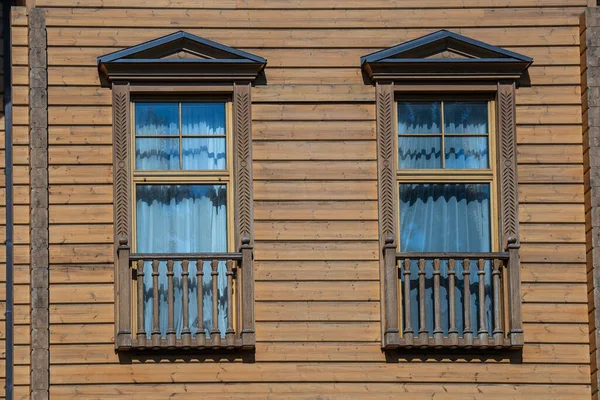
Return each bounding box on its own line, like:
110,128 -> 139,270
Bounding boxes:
522,303 -> 588,323
49,145 -> 112,165
255,241 -> 378,261
49,304 -> 114,324
518,165 -> 583,183
253,141 -> 376,161
517,144 -> 582,164
256,281 -> 379,301
49,244 -> 113,264
49,184 -> 113,204
253,121 -> 375,141
46,26 -> 580,48
521,283 -> 586,303
48,362 -> 590,385
255,221 -> 378,241
47,382 -> 592,400
254,161 -> 376,181
524,323 -> 587,343
521,264 -> 586,284
254,181 -> 377,200
34,0 -> 590,8
256,301 -> 379,322
50,323 -> 113,344
49,205 -> 113,224
520,243 -> 586,263
518,184 -> 583,203
49,224 -> 113,244
49,265 -> 114,284
49,166 -> 113,184
519,204 -> 584,223
520,223 -> 584,243
254,260 -> 379,281
43,8 -> 582,29
49,126 -> 112,145
50,284 -> 113,304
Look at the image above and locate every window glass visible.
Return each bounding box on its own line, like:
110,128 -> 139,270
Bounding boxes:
398,101 -> 489,170
444,101 -> 488,134
399,183 -> 492,337
136,184 -> 228,339
135,103 -> 179,135
182,103 -> 226,135
397,101 -> 441,134
134,101 -> 227,171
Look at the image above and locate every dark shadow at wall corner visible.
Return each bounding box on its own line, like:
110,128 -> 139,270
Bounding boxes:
517,70 -> 532,88
253,69 -> 268,86
384,348 -> 523,364
117,349 -> 256,364
361,68 -> 374,86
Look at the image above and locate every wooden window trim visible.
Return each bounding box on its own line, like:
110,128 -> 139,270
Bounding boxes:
112,82 -> 256,351
377,81 -> 523,351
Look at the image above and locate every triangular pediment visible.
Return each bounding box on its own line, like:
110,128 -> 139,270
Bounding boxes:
97,31 -> 266,86
361,30 -> 532,81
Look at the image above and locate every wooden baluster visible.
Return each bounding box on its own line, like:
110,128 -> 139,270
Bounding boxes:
226,260 -> 235,347
196,260 -> 205,347
477,258 -> 489,347
136,260 -> 146,347
463,258 -> 473,347
448,259 -> 458,347
492,259 -> 505,347
402,258 -> 414,346
211,259 -> 221,347
432,259 -> 443,347
166,260 -> 176,348
151,260 -> 160,349
181,260 -> 191,348
418,258 -> 428,347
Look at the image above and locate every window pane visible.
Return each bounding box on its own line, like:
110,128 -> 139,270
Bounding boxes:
399,183 -> 492,337
399,183 -> 491,252
182,103 -> 226,135
444,102 -> 488,134
135,103 -> 179,135
445,136 -> 489,169
135,137 -> 180,170
398,136 -> 442,169
398,101 -> 441,134
182,138 -> 226,170
136,184 -> 228,339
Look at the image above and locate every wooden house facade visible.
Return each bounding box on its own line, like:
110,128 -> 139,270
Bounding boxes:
1,0 -> 600,399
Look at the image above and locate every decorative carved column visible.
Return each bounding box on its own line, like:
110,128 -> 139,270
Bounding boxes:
233,82 -> 256,347
497,82 -> 523,347
112,82 -> 132,349
376,81 -> 400,348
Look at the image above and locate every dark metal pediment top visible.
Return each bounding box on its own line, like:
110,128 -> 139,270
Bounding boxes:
361,30 -> 532,81
97,31 -> 266,86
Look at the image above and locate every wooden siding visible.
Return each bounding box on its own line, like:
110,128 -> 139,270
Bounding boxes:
3,0 -> 595,398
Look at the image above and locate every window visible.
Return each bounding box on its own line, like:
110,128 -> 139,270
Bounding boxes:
361,30 -> 532,350
132,101 -> 232,340
397,99 -> 497,341
98,31 -> 266,351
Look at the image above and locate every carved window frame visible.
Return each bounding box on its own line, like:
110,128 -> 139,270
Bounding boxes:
376,82 -> 522,350
361,31 -> 531,351
98,32 -> 265,351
